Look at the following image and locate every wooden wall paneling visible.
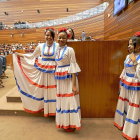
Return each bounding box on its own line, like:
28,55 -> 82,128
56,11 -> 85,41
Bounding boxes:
104,0 -> 140,41
88,41 -> 99,75
0,12 -> 105,44
67,42 -> 90,117
0,0 -> 103,25
68,41 -> 128,117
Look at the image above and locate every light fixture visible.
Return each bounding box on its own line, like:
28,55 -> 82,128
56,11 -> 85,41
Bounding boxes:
21,32 -> 24,36
11,33 -> 14,37
66,8 -> 68,12
4,12 -> 8,15
37,9 -> 40,13
108,14 -> 110,17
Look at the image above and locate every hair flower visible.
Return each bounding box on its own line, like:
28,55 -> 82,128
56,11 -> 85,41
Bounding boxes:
134,31 -> 140,37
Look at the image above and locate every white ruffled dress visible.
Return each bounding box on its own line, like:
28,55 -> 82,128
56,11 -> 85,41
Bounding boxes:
114,53 -> 140,140
55,45 -> 81,130
13,42 -> 59,117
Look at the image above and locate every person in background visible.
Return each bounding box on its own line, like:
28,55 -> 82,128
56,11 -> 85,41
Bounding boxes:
21,21 -> 26,29
78,37 -> 82,41
67,28 -> 78,41
114,31 -> 140,140
86,36 -> 91,41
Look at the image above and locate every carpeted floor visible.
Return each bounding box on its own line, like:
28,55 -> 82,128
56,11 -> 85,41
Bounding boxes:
0,116 -> 125,140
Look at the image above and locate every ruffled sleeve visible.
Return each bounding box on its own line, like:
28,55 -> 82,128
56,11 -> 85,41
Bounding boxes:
120,55 -> 129,78
68,47 -> 81,73
120,68 -> 125,78
23,45 -> 41,65
135,58 -> 140,79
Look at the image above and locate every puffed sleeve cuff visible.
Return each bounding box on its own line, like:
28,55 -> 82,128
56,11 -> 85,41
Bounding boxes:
119,69 -> 125,78
23,54 -> 36,65
68,62 -> 81,73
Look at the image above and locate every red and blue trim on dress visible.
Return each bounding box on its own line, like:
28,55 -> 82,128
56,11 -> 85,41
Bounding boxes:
55,46 -> 78,80
114,56 -> 140,140
15,43 -> 57,116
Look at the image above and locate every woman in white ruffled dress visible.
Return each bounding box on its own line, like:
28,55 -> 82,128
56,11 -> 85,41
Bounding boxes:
14,27 -> 59,117
55,28 -> 81,131
114,31 -> 140,140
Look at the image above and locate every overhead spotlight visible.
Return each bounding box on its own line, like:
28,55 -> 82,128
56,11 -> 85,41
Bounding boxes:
66,8 -> 69,12
21,32 -> 24,36
37,9 -> 40,13
21,10 -> 24,13
108,14 -> 110,17
11,33 -> 14,37
4,12 -> 8,15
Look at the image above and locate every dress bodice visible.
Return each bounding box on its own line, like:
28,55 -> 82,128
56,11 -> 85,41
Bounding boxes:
23,42 -> 59,73
55,45 -> 81,80
123,53 -> 140,75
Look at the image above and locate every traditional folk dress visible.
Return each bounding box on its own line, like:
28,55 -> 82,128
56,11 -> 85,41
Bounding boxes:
114,53 -> 140,140
13,42 -> 59,117
55,45 -> 81,130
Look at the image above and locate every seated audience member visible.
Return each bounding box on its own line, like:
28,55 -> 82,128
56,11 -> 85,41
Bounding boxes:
0,22 -> 3,30
29,44 -> 33,50
14,21 -> 18,30
19,43 -> 22,49
12,46 -> 16,51
78,37 -> 82,41
21,21 -> 26,29
18,20 -> 21,29
86,36 -> 91,41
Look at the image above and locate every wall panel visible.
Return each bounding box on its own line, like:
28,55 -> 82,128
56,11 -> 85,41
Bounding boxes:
0,0 -> 102,25
104,0 -> 140,40
0,13 -> 104,44
68,41 -> 128,117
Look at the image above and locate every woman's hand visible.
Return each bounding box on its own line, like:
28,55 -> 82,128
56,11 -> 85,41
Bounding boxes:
72,85 -> 77,95
14,52 -> 23,57
129,53 -> 138,70
129,53 -> 137,62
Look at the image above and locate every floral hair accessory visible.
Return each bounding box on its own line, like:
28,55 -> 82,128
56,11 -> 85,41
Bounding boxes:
134,31 -> 140,37
58,27 -> 67,33
44,27 -> 55,34
58,27 -> 71,38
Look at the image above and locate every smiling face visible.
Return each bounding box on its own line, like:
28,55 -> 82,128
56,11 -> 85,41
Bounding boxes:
128,39 -> 134,53
45,30 -> 53,45
128,39 -> 140,53
68,28 -> 73,39
57,32 -> 67,47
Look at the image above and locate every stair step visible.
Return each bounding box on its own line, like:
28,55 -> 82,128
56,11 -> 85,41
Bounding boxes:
0,86 -> 44,117
6,86 -> 22,102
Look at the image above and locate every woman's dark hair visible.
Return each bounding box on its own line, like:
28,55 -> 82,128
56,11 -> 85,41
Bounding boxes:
130,36 -> 140,50
45,29 -> 55,40
67,28 -> 75,40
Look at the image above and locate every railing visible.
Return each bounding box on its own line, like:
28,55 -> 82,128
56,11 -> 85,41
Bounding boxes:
0,2 -> 109,30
